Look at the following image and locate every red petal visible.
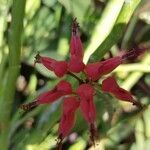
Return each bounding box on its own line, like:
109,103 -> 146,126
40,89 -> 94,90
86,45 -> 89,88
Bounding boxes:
84,62 -> 101,81
68,19 -> 84,73
76,84 -> 95,100
39,56 -> 55,71
58,97 -> 79,138
57,80 -> 72,94
102,76 -> 119,92
76,84 -> 97,144
102,76 -> 142,107
70,18 -> 83,59
37,90 -> 62,104
63,97 -> 79,114
51,61 -> 68,77
85,56 -> 122,81
98,56 -> 122,75
76,84 -> 96,124
80,98 -> 96,124
68,55 -> 85,73
113,88 -> 134,101
20,80 -> 73,111
59,112 -> 75,138
35,55 -> 68,77
70,35 -> 83,59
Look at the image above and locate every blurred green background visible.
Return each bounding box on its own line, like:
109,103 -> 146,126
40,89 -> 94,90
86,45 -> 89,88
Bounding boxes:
0,0 -> 150,150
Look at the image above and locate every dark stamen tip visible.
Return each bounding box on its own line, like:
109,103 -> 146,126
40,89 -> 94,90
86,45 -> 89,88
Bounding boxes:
56,134 -> 63,150
89,123 -> 98,147
34,52 -> 41,66
132,101 -> 143,109
121,46 -> 150,61
20,101 -> 38,111
72,18 -> 80,35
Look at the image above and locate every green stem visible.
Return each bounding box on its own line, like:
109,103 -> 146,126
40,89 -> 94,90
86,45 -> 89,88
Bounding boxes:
0,0 -> 26,149
67,71 -> 84,83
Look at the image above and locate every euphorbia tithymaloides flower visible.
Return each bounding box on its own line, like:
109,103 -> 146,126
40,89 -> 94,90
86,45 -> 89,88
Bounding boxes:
68,18 -> 85,73
76,84 -> 97,144
34,54 -> 68,77
57,97 -> 79,149
20,19 -> 148,149
20,80 -> 72,111
85,56 -> 122,81
101,76 -> 142,108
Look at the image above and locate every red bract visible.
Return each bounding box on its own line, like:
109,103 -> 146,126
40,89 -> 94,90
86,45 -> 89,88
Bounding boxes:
20,80 -> 72,111
70,18 -> 83,59
68,18 -> 85,73
58,97 -> 79,138
53,61 -> 68,77
68,55 -> 85,73
102,76 -> 142,107
35,54 -> 68,77
57,97 -> 79,150
76,84 -> 97,143
85,56 -> 122,81
76,84 -> 96,123
101,76 -> 119,93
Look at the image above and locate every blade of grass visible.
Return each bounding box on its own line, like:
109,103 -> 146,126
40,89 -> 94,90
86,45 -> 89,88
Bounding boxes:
114,63 -> 150,73
121,54 -> 150,90
83,0 -> 125,64
121,15 -> 138,49
0,0 -> 26,149
92,0 -> 141,61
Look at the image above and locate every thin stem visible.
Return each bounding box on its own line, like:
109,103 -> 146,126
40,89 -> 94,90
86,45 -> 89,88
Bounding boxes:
67,71 -> 84,83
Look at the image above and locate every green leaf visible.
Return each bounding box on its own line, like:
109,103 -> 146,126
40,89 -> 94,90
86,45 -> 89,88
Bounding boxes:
25,0 -> 40,19
121,54 -> 150,90
92,0 -> 141,61
83,0 -> 125,63
58,0 -> 91,23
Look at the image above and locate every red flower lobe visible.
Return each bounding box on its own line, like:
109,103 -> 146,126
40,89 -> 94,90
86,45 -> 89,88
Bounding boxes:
102,76 -> 142,107
68,18 -> 85,73
76,84 -> 97,143
58,96 -> 79,138
85,56 -> 122,81
70,18 -> 83,59
20,80 -> 72,111
35,54 -> 68,77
